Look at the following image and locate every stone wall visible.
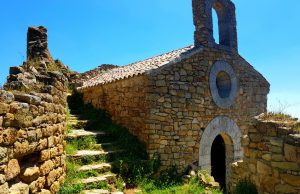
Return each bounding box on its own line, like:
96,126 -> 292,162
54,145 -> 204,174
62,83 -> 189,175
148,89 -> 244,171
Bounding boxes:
81,75 -> 151,143
0,26 -> 68,194
230,118 -> 300,194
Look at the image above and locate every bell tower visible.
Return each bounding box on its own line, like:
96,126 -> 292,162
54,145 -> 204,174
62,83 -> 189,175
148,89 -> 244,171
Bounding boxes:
192,0 -> 238,51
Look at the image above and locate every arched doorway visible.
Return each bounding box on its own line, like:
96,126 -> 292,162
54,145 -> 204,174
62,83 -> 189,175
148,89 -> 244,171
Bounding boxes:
211,135 -> 226,191
199,116 -> 243,191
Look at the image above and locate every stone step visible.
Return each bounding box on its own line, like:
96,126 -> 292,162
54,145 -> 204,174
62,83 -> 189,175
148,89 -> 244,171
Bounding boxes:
67,120 -> 89,128
69,149 -> 123,159
66,130 -> 109,139
95,143 -> 115,149
82,190 -> 124,194
76,173 -> 116,185
78,163 -> 112,173
68,118 -> 89,122
82,189 -> 110,194
69,115 -> 80,119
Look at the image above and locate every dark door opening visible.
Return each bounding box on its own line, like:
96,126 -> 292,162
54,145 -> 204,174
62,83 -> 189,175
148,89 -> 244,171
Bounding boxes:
211,135 -> 226,191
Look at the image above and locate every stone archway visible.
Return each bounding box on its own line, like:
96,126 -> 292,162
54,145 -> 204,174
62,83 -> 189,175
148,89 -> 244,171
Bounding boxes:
199,116 -> 243,189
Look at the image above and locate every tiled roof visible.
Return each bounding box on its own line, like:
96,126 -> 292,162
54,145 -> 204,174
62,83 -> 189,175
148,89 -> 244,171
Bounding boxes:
79,45 -> 195,89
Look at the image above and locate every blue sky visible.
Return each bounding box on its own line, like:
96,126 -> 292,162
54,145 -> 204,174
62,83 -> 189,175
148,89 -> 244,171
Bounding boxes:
0,0 -> 299,118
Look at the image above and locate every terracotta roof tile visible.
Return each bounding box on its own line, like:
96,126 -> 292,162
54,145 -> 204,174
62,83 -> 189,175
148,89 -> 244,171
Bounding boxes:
79,45 -> 195,89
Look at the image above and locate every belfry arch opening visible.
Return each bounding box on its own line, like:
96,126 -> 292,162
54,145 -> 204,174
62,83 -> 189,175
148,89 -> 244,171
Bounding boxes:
212,0 -> 232,47
212,8 -> 219,44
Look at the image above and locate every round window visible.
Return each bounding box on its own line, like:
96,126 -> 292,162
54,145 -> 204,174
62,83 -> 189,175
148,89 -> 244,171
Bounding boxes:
209,61 -> 237,108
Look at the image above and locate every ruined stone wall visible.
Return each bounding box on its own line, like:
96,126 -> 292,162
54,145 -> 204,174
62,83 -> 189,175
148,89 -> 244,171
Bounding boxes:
80,75 -> 151,143
0,26 -> 68,194
146,47 -> 269,170
0,73 -> 67,194
230,119 -> 300,194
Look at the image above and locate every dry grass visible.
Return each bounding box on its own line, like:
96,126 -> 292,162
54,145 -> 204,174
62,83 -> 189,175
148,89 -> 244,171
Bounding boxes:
258,112 -> 300,133
259,112 -> 297,123
292,123 -> 300,132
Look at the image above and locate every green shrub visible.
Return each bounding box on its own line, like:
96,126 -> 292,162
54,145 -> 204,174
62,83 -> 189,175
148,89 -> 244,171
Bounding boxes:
234,179 -> 258,194
57,183 -> 84,194
155,166 -> 182,188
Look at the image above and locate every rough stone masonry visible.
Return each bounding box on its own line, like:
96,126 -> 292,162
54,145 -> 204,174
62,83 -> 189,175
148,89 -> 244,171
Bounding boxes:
0,26 -> 68,194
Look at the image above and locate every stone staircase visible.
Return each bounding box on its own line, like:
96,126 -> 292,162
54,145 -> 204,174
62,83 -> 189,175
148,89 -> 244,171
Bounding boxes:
65,113 -> 124,194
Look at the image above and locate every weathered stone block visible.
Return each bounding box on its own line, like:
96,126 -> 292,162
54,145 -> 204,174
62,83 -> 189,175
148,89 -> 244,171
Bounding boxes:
271,162 -> 300,171
48,136 -> 55,148
0,174 -> 6,184
9,102 -> 29,114
0,182 -> 9,194
39,189 -> 51,194
275,184 -> 297,193
257,161 -> 272,175
35,176 -> 46,192
9,182 -> 29,194
281,174 -> 300,187
14,93 -> 41,106
37,138 -> 48,151
2,113 -> 15,128
1,128 -> 18,146
269,137 -> 283,147
261,153 -> 271,161
47,170 -> 57,187
40,150 -> 50,161
50,181 -> 60,193
269,145 -> 282,154
0,103 -> 9,114
0,147 -> 8,164
20,167 -> 40,183
260,176 -> 280,193
271,154 -> 284,162
13,141 -> 33,158
39,160 -> 54,175
0,90 -> 14,103
284,143 -> 298,162
156,80 -> 166,87
5,159 -> 20,180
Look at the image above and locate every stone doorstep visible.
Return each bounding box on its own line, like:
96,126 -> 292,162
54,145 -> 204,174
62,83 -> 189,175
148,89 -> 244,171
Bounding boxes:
78,163 -> 112,173
70,150 -> 124,158
66,130 -> 109,139
75,173 -> 116,185
82,190 -> 124,194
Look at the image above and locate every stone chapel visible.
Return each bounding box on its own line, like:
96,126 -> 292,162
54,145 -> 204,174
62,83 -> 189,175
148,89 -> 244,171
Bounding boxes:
78,0 -> 270,190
